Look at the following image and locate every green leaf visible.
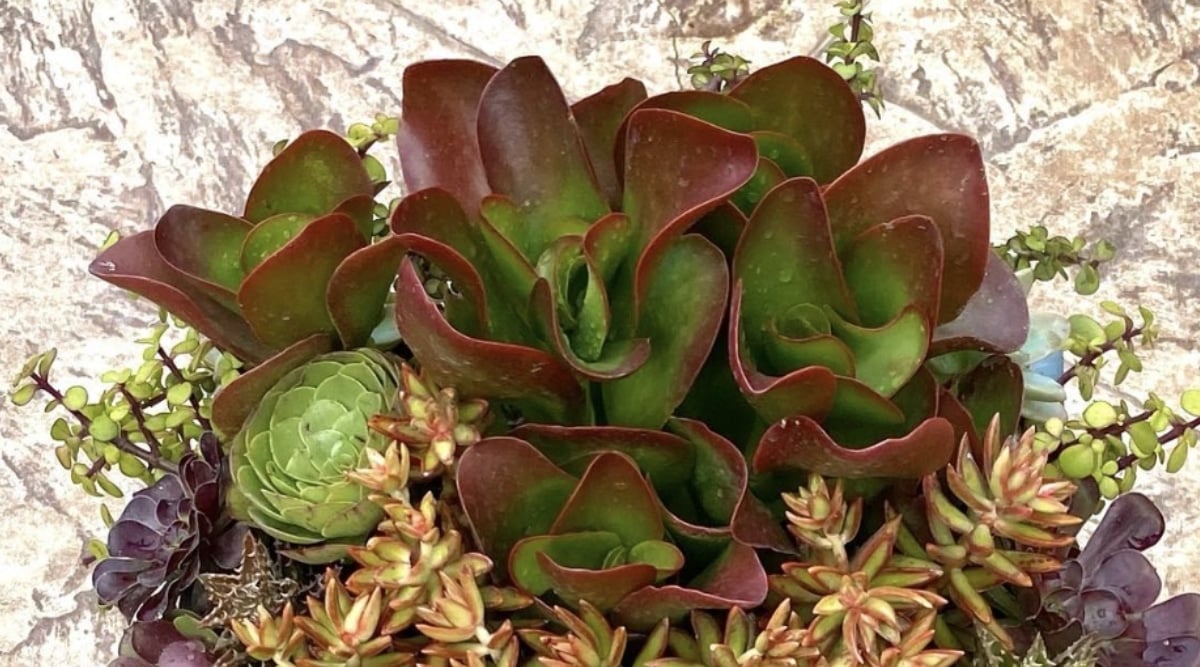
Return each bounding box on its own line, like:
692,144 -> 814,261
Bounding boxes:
1167,441 -> 1190,474
63,386 -> 88,411
1181,389 -> 1200,417
1057,443 -> 1097,479
9,383 -> 37,407
1083,401 -> 1118,429
166,382 -> 193,406
89,415 -> 119,442
243,130 -> 374,224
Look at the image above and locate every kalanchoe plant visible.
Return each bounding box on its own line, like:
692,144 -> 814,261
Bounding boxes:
14,14 -> 1200,667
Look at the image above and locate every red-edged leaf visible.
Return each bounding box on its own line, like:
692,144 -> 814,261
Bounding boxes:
734,178 -> 856,347
602,235 -> 728,428
823,134 -> 990,323
510,424 -> 695,489
477,56 -> 608,228
153,205 -> 251,305
937,388 -> 981,459
753,414 -> 955,479
841,215 -> 943,327
729,284 -> 839,424
731,157 -> 787,215
325,236 -> 407,348
551,452 -> 664,544
823,368 -> 941,448
932,252 -> 1030,354
237,213 -> 364,350
731,490 -> 795,554
529,278 -> 651,379
388,189 -> 502,338
394,258 -> 586,423
210,333 -> 334,438
614,92 -> 754,182
610,542 -> 767,631
333,194 -> 377,240
243,130 -> 374,223
529,547 -> 658,611
751,131 -> 812,177
240,212 -> 315,274
457,437 -> 577,577
954,355 -> 1024,441
89,231 -> 273,363
622,109 -> 756,317
728,56 -> 865,183
826,306 -> 930,399
572,78 -> 648,209
396,60 -> 497,214
692,202 -> 747,260
665,418 -> 747,526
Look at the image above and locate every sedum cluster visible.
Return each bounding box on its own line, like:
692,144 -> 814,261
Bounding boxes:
12,7 -> 1200,666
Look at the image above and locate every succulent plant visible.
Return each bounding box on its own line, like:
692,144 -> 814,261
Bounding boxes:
455,420 -> 768,630
93,434 -> 246,621
227,348 -> 399,549
110,620 -> 216,667
88,131 -> 391,364
1033,493 -> 1200,666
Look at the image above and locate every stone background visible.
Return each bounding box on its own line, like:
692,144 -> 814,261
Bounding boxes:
1,0 -> 1197,663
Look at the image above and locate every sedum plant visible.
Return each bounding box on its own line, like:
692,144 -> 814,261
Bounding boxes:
12,10 -> 1200,667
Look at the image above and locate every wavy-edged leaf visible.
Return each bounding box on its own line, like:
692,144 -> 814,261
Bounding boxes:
954,355 -> 1024,442
326,235 -> 408,348
572,78 -> 647,208
457,437 -> 577,578
529,278 -> 650,379
211,333 -> 334,438
512,534 -> 658,607
665,418 -> 747,527
729,284 -> 839,424
237,213 -> 364,350
753,413 -> 955,479
823,134 -> 990,323
827,306 -> 929,399
153,205 -> 251,305
89,231 -> 273,363
603,235 -> 728,428
477,56 -> 608,230
932,252 -> 1030,354
510,424 -> 695,489
394,258 -> 585,423
551,452 -> 664,544
244,130 -> 374,223
622,109 -> 757,319
841,214 -> 943,327
734,178 -> 856,349
728,55 -> 865,183
396,60 -> 496,213
610,542 -> 767,631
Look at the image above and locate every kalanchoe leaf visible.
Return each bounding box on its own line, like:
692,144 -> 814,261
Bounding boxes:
477,56 -> 609,236
932,252 -> 1031,355
823,133 -> 990,323
753,412 -> 956,479
243,129 -> 374,225
456,437 -> 577,577
571,77 -> 649,209
89,231 -> 274,363
728,55 -> 866,183
153,205 -> 252,305
840,214 -> 943,328
237,212 -> 365,350
550,452 -> 666,543
953,355 -> 1025,447
325,235 -> 409,348
602,235 -> 728,428
211,332 -> 334,438
397,60 -> 497,214
394,258 -> 586,423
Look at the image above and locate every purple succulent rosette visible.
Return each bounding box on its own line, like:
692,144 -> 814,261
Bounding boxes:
93,434 -> 245,621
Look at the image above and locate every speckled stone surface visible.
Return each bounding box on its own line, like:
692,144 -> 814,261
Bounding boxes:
1,1 -> 1197,663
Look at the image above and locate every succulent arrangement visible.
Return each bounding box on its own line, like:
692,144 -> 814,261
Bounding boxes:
13,5 -> 1200,666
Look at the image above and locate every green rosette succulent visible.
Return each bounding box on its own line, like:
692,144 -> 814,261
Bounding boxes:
228,349 -> 399,548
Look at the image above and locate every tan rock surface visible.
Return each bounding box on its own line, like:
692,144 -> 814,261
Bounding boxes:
1,1 -> 1197,663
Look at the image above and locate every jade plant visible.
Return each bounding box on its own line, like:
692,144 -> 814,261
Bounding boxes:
12,5 -> 1200,666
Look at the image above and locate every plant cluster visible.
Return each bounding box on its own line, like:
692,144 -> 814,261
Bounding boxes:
12,11 -> 1200,667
